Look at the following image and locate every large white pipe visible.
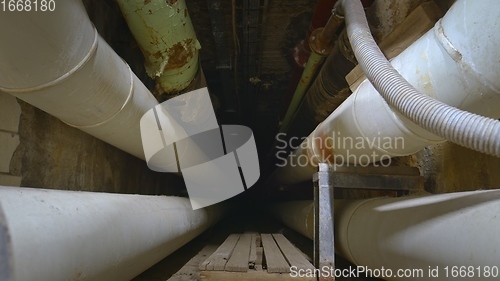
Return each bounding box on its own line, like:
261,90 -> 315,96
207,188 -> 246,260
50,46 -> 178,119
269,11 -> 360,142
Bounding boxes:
0,186 -> 224,281
274,0 -> 500,184
269,190 -> 500,280
0,0 -> 159,159
266,200 -> 314,239
336,191 -> 500,280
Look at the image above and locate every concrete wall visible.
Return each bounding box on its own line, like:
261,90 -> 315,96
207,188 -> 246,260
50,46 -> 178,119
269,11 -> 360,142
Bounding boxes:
0,93 -> 184,195
0,93 -> 22,186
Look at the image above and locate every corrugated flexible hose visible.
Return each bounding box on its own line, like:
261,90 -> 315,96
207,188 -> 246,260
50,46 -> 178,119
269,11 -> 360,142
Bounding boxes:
336,0 -> 500,157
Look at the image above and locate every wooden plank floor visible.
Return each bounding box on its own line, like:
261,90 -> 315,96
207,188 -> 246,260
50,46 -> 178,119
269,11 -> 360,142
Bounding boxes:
200,233 -> 315,281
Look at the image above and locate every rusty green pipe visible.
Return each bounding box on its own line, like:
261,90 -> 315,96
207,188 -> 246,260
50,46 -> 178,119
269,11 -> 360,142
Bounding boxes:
284,30 -> 357,146
280,11 -> 344,133
116,0 -> 201,93
280,51 -> 324,133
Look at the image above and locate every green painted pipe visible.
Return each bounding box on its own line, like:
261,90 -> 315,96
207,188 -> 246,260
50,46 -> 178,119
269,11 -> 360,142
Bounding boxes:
116,0 -> 201,93
280,51 -> 324,133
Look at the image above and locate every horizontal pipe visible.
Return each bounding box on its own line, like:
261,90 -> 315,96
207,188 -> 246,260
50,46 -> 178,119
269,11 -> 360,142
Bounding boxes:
0,186 -> 224,281
274,0 -> 500,184
266,200 -> 314,239
268,189 -> 500,280
336,0 -> 500,155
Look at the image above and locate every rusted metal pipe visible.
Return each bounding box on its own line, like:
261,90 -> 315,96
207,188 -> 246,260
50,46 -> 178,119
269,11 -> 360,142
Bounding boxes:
115,0 -> 201,94
280,0 -> 339,119
280,9 -> 345,133
309,9 -> 345,56
284,30 -> 357,149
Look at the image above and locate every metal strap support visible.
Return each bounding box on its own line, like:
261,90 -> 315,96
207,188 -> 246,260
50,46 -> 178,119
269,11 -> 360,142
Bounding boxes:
312,164 -> 423,281
313,163 -> 335,281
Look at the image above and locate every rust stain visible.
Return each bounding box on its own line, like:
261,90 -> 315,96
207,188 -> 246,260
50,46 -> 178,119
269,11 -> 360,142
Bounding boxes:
314,132 -> 336,165
164,39 -> 194,70
144,0 -> 151,4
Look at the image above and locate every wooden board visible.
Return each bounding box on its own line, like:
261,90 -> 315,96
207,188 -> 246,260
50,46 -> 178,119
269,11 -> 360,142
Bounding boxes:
201,233 -> 315,280
272,234 -> 315,271
256,247 -> 263,269
200,270 -> 315,281
225,233 -> 252,272
345,1 -> 443,91
199,234 -> 240,271
261,234 -> 290,273
249,234 -> 258,268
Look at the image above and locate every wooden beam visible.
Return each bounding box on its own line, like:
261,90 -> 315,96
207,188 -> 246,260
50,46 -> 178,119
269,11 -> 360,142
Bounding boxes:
199,234 -> 240,271
272,234 -> 315,271
249,234 -> 258,268
225,233 -> 252,272
261,234 -> 290,273
200,270 -> 316,281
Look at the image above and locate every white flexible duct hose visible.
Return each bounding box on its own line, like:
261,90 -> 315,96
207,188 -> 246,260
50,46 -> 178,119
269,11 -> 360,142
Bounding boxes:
336,0 -> 500,156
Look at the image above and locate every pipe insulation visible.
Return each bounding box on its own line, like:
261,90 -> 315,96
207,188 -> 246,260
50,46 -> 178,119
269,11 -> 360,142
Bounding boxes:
0,186 -> 224,281
274,0 -> 500,184
0,0 -> 158,159
337,0 -> 500,155
267,200 -> 314,239
268,189 -> 500,280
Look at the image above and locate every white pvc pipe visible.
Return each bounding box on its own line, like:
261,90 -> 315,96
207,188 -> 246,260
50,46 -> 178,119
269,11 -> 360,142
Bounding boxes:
274,0 -> 500,184
337,190 -> 500,280
269,190 -> 500,280
0,186 -> 224,281
266,200 -> 314,239
0,0 -> 159,159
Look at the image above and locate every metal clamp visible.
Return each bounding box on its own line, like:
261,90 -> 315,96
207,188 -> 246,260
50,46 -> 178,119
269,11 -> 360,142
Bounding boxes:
312,164 -> 423,280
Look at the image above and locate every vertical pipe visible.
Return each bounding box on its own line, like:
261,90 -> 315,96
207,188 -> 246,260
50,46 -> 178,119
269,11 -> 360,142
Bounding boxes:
115,0 -> 201,94
280,10 -> 345,134
279,0 -> 339,119
280,52 -> 325,133
0,186 -> 223,281
283,30 -> 357,146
